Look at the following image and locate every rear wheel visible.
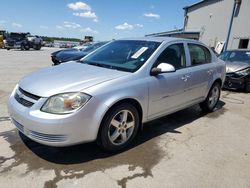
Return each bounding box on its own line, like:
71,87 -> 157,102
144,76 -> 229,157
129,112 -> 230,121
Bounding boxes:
21,42 -> 29,50
200,82 -> 221,112
98,103 -> 139,151
34,44 -> 41,50
24,45 -> 30,50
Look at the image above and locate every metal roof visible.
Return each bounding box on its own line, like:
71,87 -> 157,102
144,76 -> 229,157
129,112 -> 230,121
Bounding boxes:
183,0 -> 210,10
120,36 -> 198,43
121,37 -> 180,43
145,29 -> 200,37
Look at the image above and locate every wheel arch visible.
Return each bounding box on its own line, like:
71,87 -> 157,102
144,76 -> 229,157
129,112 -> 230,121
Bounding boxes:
204,77 -> 223,101
213,78 -> 222,87
97,98 -> 143,143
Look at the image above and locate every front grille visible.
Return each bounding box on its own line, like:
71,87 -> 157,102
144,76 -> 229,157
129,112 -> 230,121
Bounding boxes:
11,118 -> 67,143
226,73 -> 243,79
14,87 -> 40,107
29,130 -> 67,142
14,93 -> 34,107
12,118 -> 24,132
6,41 -> 15,46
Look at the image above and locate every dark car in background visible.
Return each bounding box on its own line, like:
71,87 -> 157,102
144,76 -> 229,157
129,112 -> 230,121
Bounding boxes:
51,42 -> 107,65
219,50 -> 250,92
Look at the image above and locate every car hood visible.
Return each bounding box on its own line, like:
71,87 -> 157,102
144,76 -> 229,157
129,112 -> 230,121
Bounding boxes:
53,49 -> 87,61
19,62 -> 129,97
226,61 -> 250,73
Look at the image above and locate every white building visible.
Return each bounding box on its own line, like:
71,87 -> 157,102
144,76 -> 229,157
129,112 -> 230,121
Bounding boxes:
147,0 -> 250,52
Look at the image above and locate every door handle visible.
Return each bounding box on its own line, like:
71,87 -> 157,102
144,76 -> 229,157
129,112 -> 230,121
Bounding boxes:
181,75 -> 190,82
181,76 -> 187,82
207,69 -> 214,75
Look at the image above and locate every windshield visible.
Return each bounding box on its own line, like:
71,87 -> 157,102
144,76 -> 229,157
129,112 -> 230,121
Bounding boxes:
81,40 -> 160,72
219,51 -> 250,63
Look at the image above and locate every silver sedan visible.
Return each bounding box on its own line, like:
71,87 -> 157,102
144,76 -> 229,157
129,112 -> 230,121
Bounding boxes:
8,37 -> 226,151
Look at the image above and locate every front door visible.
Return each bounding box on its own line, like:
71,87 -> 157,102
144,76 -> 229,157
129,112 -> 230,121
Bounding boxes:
147,43 -> 191,120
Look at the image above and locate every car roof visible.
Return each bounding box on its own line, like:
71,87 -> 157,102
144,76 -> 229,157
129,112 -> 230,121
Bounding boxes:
225,49 -> 250,52
119,36 -> 197,43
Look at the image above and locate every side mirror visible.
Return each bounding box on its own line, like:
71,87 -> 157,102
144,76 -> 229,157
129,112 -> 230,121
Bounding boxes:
150,63 -> 176,76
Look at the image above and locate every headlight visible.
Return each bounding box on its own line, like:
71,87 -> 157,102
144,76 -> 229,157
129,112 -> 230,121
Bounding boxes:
41,92 -> 91,114
236,68 -> 250,76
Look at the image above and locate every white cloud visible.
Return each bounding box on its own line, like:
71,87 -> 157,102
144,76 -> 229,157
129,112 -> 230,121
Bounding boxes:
12,22 -> 22,28
73,11 -> 98,21
39,25 -> 48,29
63,21 -> 81,29
56,21 -> 98,34
56,25 -> 63,29
80,27 -> 98,34
135,24 -> 143,28
67,1 -> 91,11
115,22 -> 134,30
144,13 -> 160,19
68,2 -> 98,22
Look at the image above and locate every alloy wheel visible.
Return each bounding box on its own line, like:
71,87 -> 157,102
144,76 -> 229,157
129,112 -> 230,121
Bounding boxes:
108,110 -> 135,146
208,86 -> 219,108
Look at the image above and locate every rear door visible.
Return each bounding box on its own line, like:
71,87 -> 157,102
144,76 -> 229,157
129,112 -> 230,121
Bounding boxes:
185,43 -> 214,102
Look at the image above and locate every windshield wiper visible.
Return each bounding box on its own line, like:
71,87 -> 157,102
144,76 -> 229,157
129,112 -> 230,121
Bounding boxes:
89,62 -> 109,68
82,60 -> 120,71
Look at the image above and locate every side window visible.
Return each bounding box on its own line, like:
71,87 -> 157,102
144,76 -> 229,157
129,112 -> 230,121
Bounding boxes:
188,44 -> 211,66
156,43 -> 186,69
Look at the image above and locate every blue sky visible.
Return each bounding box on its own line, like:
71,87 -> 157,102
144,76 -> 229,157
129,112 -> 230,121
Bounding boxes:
0,0 -> 198,41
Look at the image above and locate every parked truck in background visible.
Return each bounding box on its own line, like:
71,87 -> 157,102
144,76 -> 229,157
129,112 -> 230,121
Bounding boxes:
5,32 -> 43,50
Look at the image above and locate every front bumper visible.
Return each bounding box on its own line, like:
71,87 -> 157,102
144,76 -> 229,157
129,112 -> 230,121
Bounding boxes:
223,73 -> 250,90
51,56 -> 63,66
8,87 -> 109,147
5,40 -> 23,49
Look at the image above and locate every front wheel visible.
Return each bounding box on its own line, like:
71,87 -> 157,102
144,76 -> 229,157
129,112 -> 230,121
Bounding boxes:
98,103 -> 140,151
200,82 -> 221,112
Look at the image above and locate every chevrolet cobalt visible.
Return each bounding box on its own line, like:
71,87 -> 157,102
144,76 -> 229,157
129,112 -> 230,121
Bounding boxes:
8,37 -> 226,151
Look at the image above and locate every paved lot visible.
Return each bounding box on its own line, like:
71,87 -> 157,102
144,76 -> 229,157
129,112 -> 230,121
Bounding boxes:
0,48 -> 250,188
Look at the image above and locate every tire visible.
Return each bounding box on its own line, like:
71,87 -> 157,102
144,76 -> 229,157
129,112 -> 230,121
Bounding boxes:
200,82 -> 221,113
24,45 -> 30,50
21,44 -> 25,50
34,44 -> 41,50
98,103 -> 140,151
245,80 -> 250,93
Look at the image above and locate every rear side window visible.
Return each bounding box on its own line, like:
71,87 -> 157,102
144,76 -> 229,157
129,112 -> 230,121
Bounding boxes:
188,44 -> 211,66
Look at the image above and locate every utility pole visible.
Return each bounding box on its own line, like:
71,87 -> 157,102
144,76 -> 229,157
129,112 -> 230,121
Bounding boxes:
223,0 -> 242,52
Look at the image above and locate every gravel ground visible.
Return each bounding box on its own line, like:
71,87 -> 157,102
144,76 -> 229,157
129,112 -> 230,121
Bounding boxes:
0,48 -> 250,188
